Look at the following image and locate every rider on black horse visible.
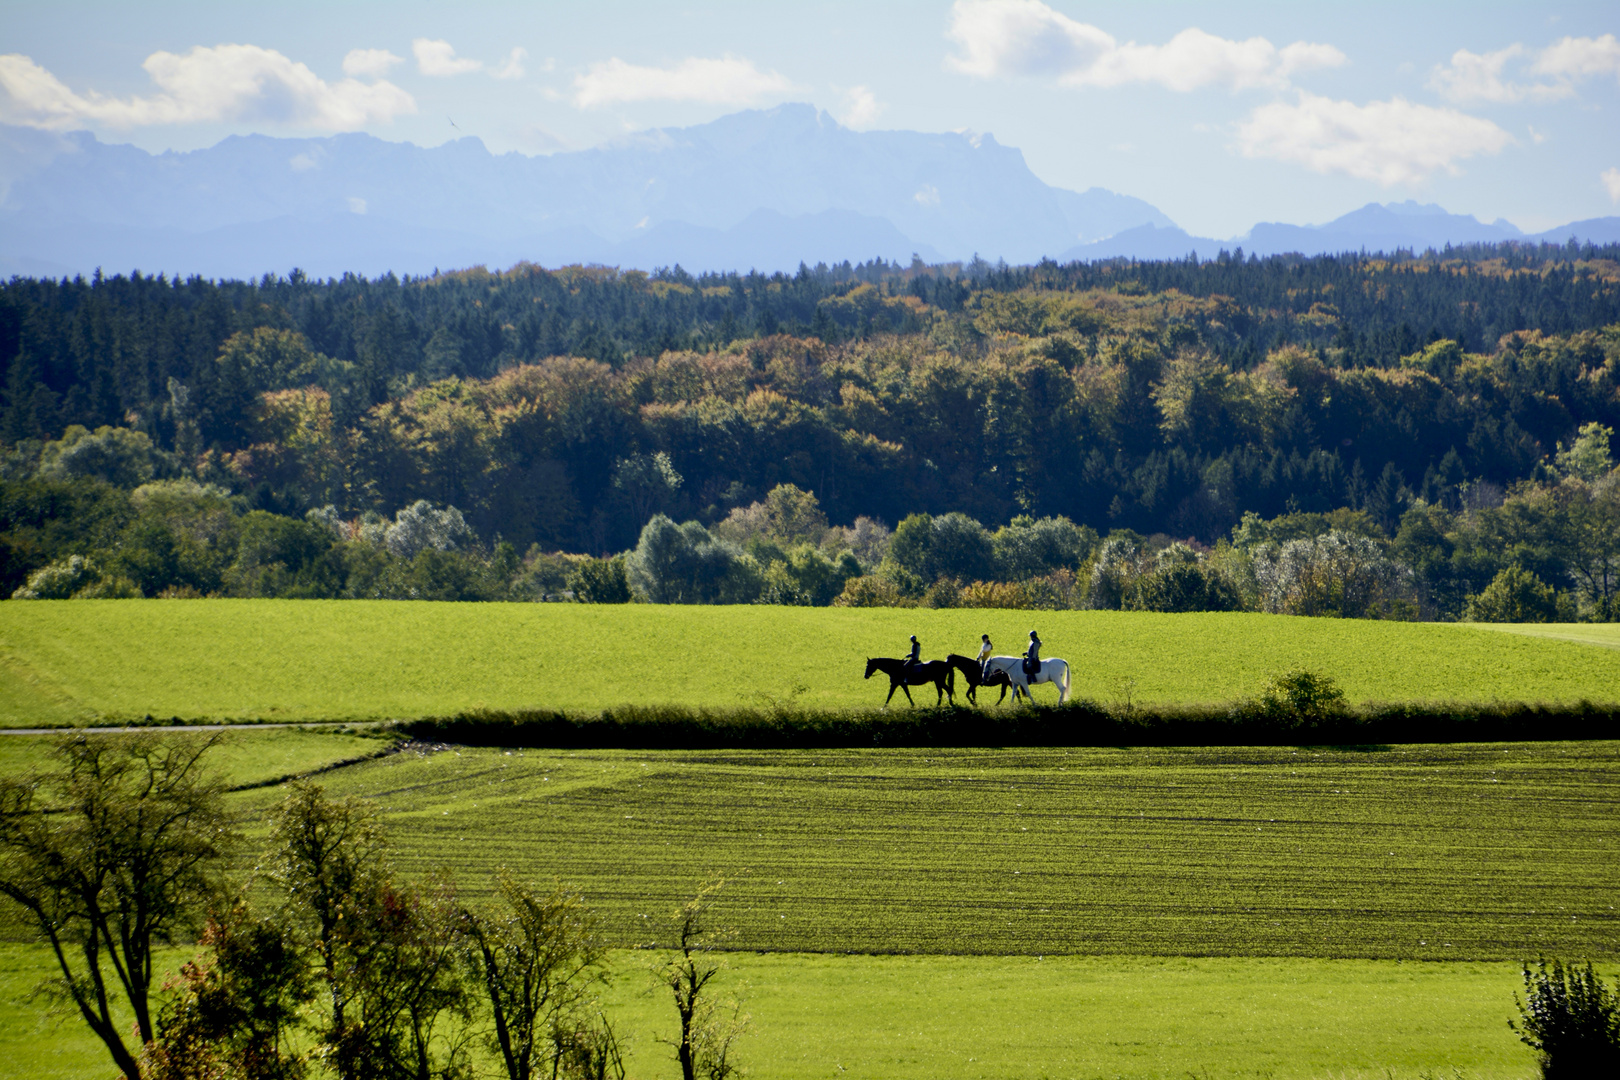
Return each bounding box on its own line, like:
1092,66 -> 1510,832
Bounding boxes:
977,633 -> 993,681
1023,630 -> 1042,676
904,635 -> 921,679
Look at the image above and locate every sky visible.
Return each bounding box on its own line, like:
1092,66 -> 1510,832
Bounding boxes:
2,0 -> 1618,238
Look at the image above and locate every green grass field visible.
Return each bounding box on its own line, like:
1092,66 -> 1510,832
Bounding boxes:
2,729 -> 1608,1078
0,944 -> 1539,1080
4,601 -> 1620,725
222,739 -> 1620,962
0,726 -> 390,788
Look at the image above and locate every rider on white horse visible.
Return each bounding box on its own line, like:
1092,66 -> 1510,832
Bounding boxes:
1024,630 -> 1041,675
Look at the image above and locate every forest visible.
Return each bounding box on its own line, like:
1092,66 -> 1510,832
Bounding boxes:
2,240 -> 1617,620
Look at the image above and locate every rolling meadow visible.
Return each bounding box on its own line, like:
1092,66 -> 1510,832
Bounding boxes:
4,601 -> 1620,725
2,606 -> 1618,1077
6,726 -> 1613,1078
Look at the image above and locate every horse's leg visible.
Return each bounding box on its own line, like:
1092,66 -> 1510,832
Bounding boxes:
901,683 -> 916,707
885,679 -> 899,706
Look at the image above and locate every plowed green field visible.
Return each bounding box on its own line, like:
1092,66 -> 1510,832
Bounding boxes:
235,739 -> 1620,961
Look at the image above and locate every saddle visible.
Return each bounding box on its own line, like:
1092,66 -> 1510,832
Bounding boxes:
1022,657 -> 1040,676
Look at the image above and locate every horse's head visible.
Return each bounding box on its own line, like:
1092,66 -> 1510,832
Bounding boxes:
863,657 -> 877,679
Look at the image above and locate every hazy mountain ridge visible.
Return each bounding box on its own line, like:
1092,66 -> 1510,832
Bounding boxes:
2,107 -> 1616,279
1065,200 -> 1620,262
0,105 -> 1169,277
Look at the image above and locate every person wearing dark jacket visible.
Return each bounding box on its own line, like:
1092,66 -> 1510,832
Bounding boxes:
904,635 -> 921,678
1023,630 -> 1042,676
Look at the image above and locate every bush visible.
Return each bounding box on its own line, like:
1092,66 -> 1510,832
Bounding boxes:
74,574 -> 142,599
959,580 -> 1033,609
568,555 -> 632,604
1129,561 -> 1243,613
11,554 -> 99,599
831,575 -> 911,608
921,577 -> 963,609
1252,669 -> 1347,729
1512,959 -> 1620,1079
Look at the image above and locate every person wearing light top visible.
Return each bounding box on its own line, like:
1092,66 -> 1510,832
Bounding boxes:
977,633 -> 993,681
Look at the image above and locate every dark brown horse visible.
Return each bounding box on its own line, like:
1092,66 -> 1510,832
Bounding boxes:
946,653 -> 1014,706
864,656 -> 954,707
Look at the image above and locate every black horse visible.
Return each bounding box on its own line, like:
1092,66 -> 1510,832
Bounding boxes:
945,653 -> 1014,706
864,656 -> 955,707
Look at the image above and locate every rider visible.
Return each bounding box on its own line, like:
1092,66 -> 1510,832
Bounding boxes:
1023,630 -> 1042,676
977,633 -> 993,681
904,634 -> 921,679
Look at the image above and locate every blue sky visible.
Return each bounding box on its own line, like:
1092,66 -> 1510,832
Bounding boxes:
3,1 -> 1618,237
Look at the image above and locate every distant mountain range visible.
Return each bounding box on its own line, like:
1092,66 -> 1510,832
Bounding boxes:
1069,200 -> 1620,262
1,104 -> 1616,279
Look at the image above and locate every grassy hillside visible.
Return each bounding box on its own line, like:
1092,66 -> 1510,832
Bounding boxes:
4,601 -> 1620,725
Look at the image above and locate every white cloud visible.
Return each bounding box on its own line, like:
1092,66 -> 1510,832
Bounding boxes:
491,48 -> 527,80
0,46 -> 415,130
347,196 -> 367,214
343,48 -> 403,79
945,0 -> 1344,91
1236,92 -> 1513,186
837,85 -> 882,128
1532,33 -> 1620,80
1432,35 -> 1620,104
1604,167 -> 1620,204
1429,45 -> 1570,103
413,39 -> 482,77
572,55 -> 794,108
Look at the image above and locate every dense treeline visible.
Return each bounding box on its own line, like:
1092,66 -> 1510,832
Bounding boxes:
3,244 -> 1618,617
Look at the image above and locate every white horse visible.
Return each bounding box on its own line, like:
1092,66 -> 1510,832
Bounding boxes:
983,655 -> 1071,704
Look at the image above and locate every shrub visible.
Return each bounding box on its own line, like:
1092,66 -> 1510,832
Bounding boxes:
921,577 -> 963,609
959,580 -> 1033,609
1129,561 -> 1244,613
1252,669 -> 1347,729
1511,958 -> 1620,1079
73,575 -> 143,599
831,575 -> 911,608
568,556 -> 632,604
11,554 -> 99,599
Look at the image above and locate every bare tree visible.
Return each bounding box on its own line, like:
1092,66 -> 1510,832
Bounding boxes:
0,734 -> 234,1079
655,880 -> 748,1080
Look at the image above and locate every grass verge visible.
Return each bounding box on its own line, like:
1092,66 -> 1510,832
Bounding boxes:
0,944 -> 1540,1080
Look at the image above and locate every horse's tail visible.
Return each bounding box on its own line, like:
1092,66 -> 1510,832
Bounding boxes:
1057,660 -> 1071,703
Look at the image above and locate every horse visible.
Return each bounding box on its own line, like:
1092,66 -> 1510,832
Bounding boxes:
982,655 -> 1071,704
864,656 -> 955,707
945,653 -> 1015,706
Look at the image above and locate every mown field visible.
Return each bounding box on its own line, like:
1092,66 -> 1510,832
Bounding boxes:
4,729 -> 1611,1078
4,600 -> 1620,725
0,943 -> 1537,1080
222,740 -> 1620,962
